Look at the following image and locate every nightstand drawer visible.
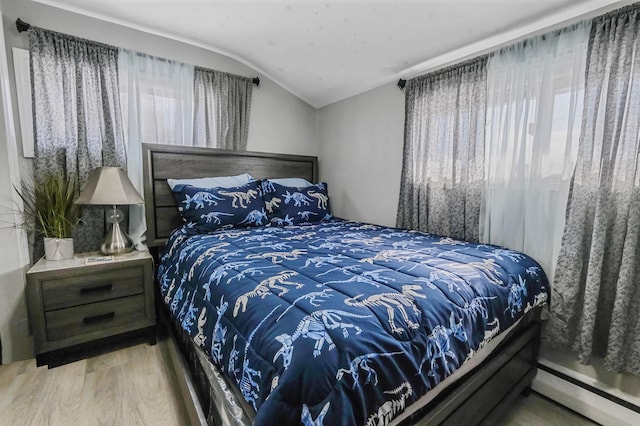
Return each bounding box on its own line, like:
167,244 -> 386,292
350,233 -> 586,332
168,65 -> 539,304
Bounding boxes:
42,267 -> 143,311
45,295 -> 146,341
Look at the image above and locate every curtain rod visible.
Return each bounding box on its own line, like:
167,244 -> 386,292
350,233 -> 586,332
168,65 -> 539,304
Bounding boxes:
15,18 -> 260,87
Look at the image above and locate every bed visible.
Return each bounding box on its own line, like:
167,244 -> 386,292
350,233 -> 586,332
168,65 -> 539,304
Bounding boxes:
142,143 -> 549,425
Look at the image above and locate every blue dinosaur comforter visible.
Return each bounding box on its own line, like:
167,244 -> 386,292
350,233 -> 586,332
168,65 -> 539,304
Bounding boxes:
157,219 -> 549,426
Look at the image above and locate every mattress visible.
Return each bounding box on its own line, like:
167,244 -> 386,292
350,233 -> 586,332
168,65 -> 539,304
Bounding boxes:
157,219 -> 549,425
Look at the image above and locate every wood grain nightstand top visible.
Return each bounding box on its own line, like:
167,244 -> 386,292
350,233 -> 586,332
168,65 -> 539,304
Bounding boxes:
28,250 -> 153,274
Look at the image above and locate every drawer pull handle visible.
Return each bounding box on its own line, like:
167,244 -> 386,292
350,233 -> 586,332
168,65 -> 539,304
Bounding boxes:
80,283 -> 113,295
82,312 -> 115,325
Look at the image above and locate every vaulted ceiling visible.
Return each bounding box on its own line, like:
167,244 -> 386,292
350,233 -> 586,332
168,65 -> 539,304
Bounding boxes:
33,0 -> 623,107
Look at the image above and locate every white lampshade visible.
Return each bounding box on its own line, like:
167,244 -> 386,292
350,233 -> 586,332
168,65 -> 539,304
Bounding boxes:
75,167 -> 144,206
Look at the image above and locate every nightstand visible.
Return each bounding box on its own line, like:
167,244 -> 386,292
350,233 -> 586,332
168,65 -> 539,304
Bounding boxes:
26,250 -> 156,367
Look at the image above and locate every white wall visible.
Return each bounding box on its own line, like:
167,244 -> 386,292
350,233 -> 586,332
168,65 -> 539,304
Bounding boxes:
0,0 -> 318,363
0,12 -> 31,364
317,82 -> 404,226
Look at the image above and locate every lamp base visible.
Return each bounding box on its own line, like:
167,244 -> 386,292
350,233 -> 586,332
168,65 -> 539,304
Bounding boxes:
101,221 -> 134,255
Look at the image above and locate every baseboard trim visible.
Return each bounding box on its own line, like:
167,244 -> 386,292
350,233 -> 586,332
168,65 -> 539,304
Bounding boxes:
532,367 -> 640,426
537,363 -> 640,414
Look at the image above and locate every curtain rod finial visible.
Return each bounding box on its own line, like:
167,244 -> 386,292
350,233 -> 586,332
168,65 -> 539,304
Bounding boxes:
253,77 -> 260,87
16,18 -> 31,33
397,79 -> 406,90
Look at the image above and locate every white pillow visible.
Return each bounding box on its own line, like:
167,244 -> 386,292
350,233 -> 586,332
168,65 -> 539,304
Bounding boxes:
167,173 -> 254,190
269,178 -> 313,188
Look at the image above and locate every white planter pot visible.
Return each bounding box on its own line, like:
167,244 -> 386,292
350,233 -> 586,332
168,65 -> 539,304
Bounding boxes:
44,238 -> 74,261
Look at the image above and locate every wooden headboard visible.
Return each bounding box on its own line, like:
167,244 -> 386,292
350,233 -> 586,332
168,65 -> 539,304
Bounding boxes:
142,143 -> 318,247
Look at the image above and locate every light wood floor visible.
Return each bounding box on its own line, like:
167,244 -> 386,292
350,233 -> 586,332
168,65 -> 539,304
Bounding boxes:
496,393 -> 598,426
0,339 -> 596,426
0,339 -> 189,426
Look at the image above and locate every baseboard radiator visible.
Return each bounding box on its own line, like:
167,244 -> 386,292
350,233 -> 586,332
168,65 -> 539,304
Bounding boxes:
532,363 -> 640,426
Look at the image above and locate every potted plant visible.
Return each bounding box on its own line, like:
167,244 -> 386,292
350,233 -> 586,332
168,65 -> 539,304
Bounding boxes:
16,174 -> 80,261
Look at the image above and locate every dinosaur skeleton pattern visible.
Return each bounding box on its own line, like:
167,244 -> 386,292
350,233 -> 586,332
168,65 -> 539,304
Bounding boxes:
272,215 -> 294,226
285,232 -> 317,241
488,248 -> 526,262
246,249 -> 307,263
166,233 -> 188,257
318,274 -> 382,289
247,241 -> 292,251
227,265 -> 280,282
202,262 -> 254,297
341,236 -> 385,246
218,188 -> 258,208
163,275 -> 179,304
180,291 -> 198,329
344,285 -> 426,335
210,229 -> 251,240
314,264 -> 360,277
308,241 -> 349,251
276,289 -> 335,320
181,191 -> 224,209
261,180 -> 276,193
418,313 -> 467,381
391,240 -> 420,250
301,402 -> 331,426
302,254 -> 347,269
360,250 -> 418,264
433,237 -> 468,246
525,266 -> 542,277
176,239 -> 207,266
307,190 -> 328,210
365,382 -> 413,426
169,287 -> 184,313
524,292 -> 548,314
478,318 -> 500,351
336,351 -> 404,388
419,270 -> 465,293
228,335 -> 240,378
188,243 -> 231,279
176,287 -> 196,324
283,190 -> 312,207
160,274 -> 174,294
239,233 -> 276,243
349,223 -> 380,231
360,269 -> 396,284
200,211 -> 234,224
216,251 -> 247,263
460,296 -> 498,320
211,297 -> 228,363
505,275 -> 528,317
233,271 -> 303,316
264,197 -> 282,213
317,225 -> 344,233
192,308 -> 208,347
239,209 -> 268,226
274,309 -> 371,369
298,210 -> 318,221
238,305 -> 281,411
442,258 -> 504,286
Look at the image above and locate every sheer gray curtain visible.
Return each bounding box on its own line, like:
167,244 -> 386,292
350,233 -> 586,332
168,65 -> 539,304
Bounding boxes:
397,58 -> 487,241
545,5 -> 640,375
193,67 -> 253,150
482,22 -> 591,286
30,28 -> 126,253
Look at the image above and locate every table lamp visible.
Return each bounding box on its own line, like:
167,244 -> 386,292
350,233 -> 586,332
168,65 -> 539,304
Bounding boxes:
75,167 -> 144,255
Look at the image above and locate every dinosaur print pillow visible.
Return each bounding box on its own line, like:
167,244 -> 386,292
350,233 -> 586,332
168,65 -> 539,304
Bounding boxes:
261,180 -> 332,225
172,181 -> 268,233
